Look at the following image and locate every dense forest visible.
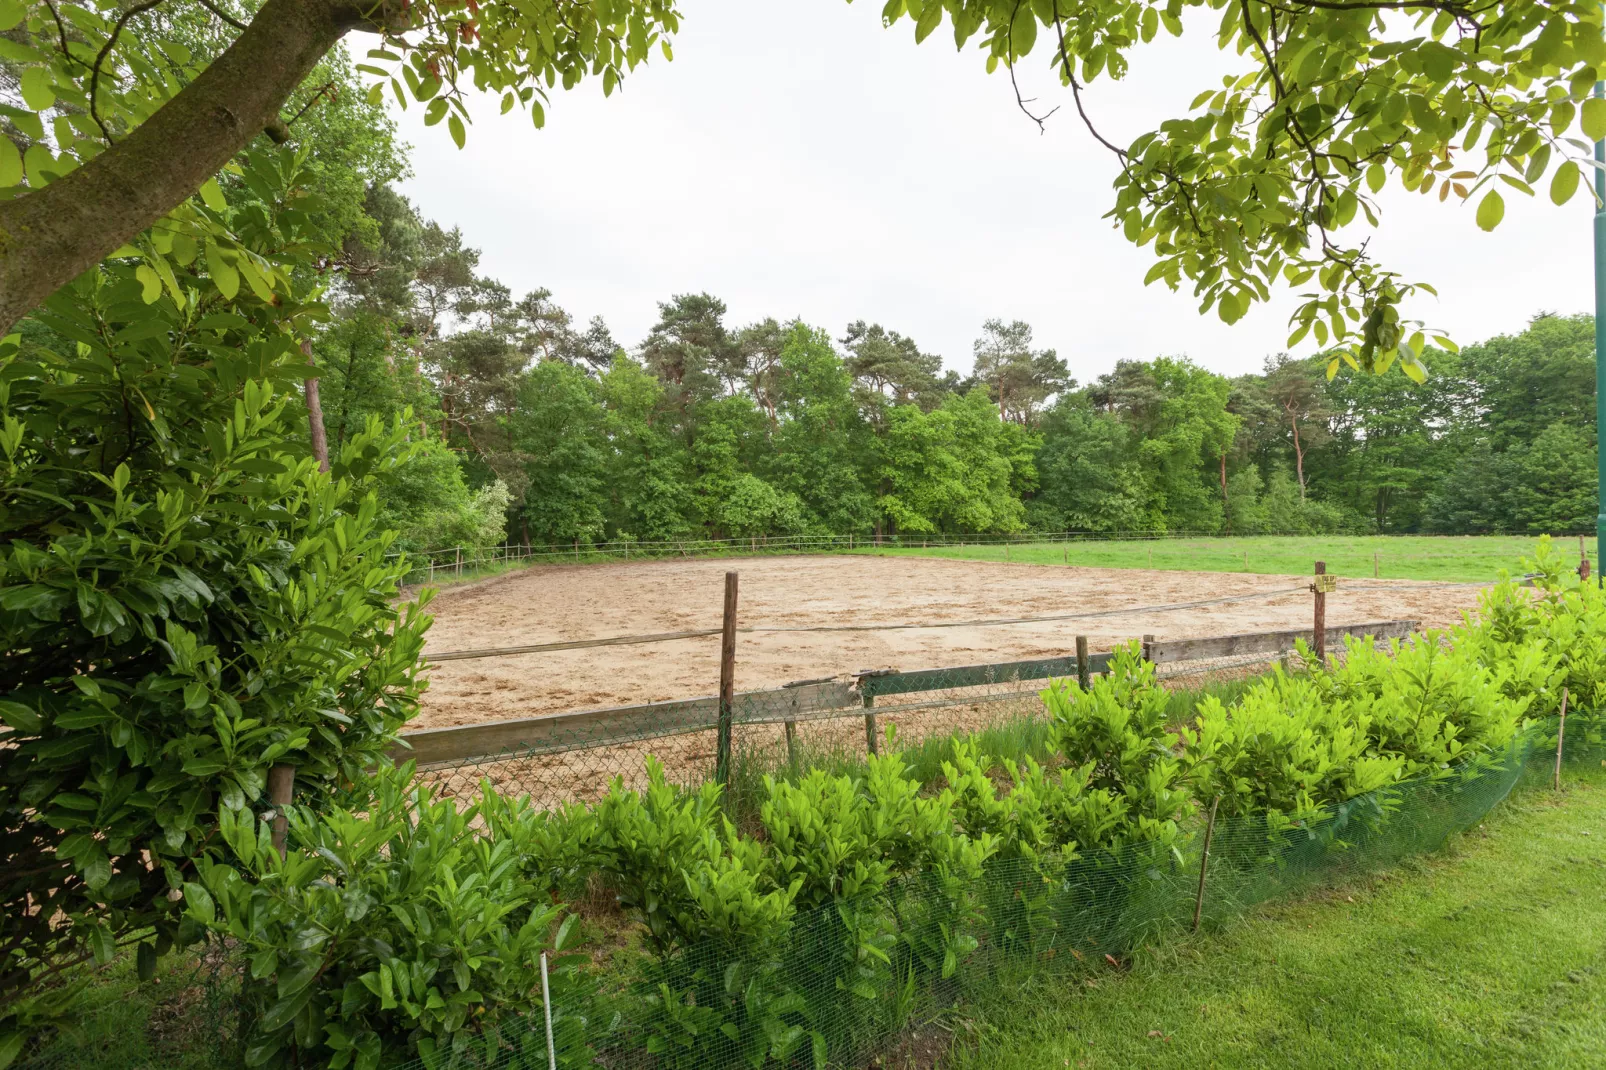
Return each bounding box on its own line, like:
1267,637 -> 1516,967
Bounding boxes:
17,43 -> 1584,557
320,180 -> 1600,552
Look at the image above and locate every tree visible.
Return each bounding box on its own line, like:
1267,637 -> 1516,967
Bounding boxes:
1030,396 -> 1152,532
764,324 -> 877,534
597,354 -> 694,541
1261,355 -> 1333,500
639,293 -> 740,419
508,360 -> 609,545
1091,358 -> 1239,532
0,0 -> 681,332
4,0 -> 1600,380
840,321 -> 947,416
970,319 -> 1071,426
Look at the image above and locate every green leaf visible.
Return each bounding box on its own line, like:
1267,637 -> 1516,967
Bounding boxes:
199,178 -> 227,212
1582,98 -> 1606,142
137,942 -> 158,982
135,265 -> 163,304
19,67 -> 55,111
0,1028 -> 26,1070
0,0 -> 26,31
183,882 -> 216,924
0,137 -> 20,187
424,98 -> 448,127
205,243 -> 240,300
1550,161 -> 1581,205
0,700 -> 41,734
1475,189 -> 1504,231
448,113 -> 466,149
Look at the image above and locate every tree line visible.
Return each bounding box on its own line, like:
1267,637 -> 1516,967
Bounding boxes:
318,193 -> 1599,551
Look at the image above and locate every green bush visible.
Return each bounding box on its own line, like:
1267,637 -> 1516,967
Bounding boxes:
1182,672 -> 1403,826
189,763 -> 588,1070
0,150 -> 430,1053
1039,644 -> 1193,850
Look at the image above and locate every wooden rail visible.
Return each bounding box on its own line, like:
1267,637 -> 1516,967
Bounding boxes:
394,680 -> 856,767
1144,619 -> 1418,665
395,619 -> 1422,768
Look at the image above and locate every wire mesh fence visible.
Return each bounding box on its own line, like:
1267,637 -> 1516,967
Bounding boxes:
15,708 -> 1602,1070
376,722 -> 1600,1070
407,628 -> 1392,814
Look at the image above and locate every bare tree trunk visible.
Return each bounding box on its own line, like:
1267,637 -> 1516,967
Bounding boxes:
302,339 -> 330,472
1219,452 -> 1232,535
1288,407 -> 1307,500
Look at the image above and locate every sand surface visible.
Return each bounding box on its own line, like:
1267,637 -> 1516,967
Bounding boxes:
410,555 -> 1485,730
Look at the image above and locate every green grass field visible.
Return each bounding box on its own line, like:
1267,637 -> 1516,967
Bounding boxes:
875,534 -> 1597,584
950,764 -> 1606,1070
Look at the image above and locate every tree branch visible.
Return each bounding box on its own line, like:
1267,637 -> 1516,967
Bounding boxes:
0,0 -> 385,335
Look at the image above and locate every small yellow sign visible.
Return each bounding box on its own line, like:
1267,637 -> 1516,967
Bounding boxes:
1312,575 -> 1338,594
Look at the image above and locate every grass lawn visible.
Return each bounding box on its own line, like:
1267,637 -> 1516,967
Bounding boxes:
873,534 -> 1598,584
949,764 -> 1606,1070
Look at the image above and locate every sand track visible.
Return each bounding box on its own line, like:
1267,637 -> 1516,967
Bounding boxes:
410,555 -> 1485,730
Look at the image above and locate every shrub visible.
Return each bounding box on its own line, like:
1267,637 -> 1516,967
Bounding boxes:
1039,644 -> 1193,850
189,764 -> 589,1070
1182,672 -> 1403,826
0,149 -> 430,1047
1304,636 -> 1528,778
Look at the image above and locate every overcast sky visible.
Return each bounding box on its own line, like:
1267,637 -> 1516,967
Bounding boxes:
392,0 -> 1595,383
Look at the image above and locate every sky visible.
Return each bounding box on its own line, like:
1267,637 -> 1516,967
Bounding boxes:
392,0 -> 1596,384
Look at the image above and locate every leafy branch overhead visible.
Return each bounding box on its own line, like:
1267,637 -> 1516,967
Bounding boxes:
0,0 -> 1600,374
882,0 -> 1603,378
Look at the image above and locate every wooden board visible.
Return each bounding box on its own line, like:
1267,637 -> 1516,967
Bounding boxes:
1145,619 -> 1418,665
393,680 -> 856,766
859,652 -> 1113,699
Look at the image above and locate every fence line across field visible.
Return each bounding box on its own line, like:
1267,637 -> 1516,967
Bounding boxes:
391,529 -> 1596,585
400,618 -> 1419,772
419,584 -> 1339,664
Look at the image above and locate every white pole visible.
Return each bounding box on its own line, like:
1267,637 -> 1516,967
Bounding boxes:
540,951 -> 557,1070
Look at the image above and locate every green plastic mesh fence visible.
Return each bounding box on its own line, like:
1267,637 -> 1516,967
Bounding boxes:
410,648 -> 1307,814
376,725 -> 1590,1070
14,719 -> 1603,1070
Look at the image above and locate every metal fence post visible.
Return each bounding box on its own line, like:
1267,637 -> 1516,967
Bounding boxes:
716,571 -> 739,786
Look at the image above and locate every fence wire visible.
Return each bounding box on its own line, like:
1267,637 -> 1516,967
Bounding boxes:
16,717 -> 1603,1070
396,725 -> 1602,1070
414,643 -> 1323,812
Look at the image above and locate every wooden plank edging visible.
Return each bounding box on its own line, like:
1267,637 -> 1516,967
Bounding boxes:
1146,619 -> 1419,665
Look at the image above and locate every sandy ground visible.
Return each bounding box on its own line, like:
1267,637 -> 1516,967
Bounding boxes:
410,554 -> 1486,731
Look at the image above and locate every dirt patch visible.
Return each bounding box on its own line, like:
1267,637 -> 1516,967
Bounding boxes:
410,555 -> 1483,730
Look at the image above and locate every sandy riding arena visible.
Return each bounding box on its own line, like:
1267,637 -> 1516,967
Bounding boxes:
410,555 -> 1486,731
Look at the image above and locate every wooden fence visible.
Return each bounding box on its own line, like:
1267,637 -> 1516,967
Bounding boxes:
393,619 -> 1419,768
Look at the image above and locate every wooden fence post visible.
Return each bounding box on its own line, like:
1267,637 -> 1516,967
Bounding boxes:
862,690 -> 879,756
1075,635 -> 1091,690
716,572 -> 739,786
1312,561 -> 1328,662
1580,537 -> 1592,583
1141,633 -> 1155,665
267,762 -> 296,860
1373,551 -> 1380,578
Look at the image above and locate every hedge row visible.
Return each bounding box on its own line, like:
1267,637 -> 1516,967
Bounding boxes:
186,539 -> 1605,1070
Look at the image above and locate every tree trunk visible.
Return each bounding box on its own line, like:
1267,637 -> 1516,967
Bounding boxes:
303,339 -> 330,472
1288,408 -> 1306,501
1219,452 -> 1232,535
0,0 -> 383,335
